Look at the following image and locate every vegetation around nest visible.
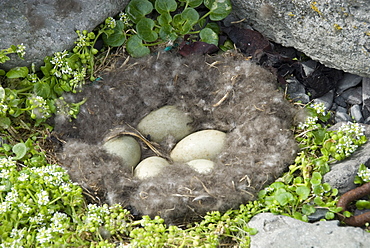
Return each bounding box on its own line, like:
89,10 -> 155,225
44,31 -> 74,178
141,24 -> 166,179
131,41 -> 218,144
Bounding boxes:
0,0 -> 369,247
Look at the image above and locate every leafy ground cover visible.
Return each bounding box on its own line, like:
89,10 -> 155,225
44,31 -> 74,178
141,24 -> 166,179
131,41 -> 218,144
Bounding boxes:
0,0 -> 369,247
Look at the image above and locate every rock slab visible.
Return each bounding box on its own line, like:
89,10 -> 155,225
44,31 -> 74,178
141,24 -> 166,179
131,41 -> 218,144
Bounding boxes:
0,0 -> 129,70
249,213 -> 370,248
231,0 -> 370,77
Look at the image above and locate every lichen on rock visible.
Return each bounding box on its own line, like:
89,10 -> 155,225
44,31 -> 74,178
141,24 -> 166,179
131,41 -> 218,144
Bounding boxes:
54,51 -> 298,224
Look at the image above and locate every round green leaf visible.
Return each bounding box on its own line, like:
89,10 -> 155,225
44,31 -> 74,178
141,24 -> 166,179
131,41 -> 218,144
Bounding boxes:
204,0 -> 232,21
200,27 -> 219,46
325,211 -> 335,220
275,192 -> 294,206
6,66 -> 29,78
34,82 -> 51,98
158,13 -> 172,26
356,200 -> 370,210
12,142 -> 27,160
302,204 -> 316,215
136,18 -> 158,42
0,117 -> 11,129
126,35 -> 150,58
103,20 -> 126,47
296,186 -> 310,201
155,0 -> 177,14
126,0 -> 153,23
159,26 -> 177,41
311,171 -> 322,186
0,69 -> 5,76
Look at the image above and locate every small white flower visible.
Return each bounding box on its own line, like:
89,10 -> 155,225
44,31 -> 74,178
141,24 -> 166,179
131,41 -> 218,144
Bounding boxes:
18,172 -> 29,182
5,188 -> 19,203
36,227 -> 53,244
0,201 -> 10,214
310,102 -> 326,115
36,191 -> 50,205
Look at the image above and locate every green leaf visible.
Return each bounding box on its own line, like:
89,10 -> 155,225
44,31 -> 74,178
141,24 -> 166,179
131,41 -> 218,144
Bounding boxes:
311,171 -> 322,186
103,20 -> 126,47
158,13 -> 173,26
270,181 -> 286,189
302,204 -> 316,215
173,8 -> 199,34
204,0 -> 232,21
275,192 -> 294,206
313,196 -> 325,206
34,82 -> 51,98
296,186 -> 310,201
159,25 -> 177,41
206,22 -> 220,34
12,142 -> 27,160
126,35 -> 151,58
0,117 -> 11,129
200,28 -> 218,46
0,69 -> 5,76
155,0 -> 177,14
356,200 -> 370,210
41,57 -> 53,76
136,18 -> 158,42
6,67 -> 29,78
325,211 -> 335,220
126,0 -> 153,23
179,0 -> 203,8
312,129 -> 327,145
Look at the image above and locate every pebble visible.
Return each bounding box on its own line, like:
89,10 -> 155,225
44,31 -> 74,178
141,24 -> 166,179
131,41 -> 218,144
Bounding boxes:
285,78 -> 310,103
350,104 -> 364,123
341,87 -> 362,105
334,106 -> 351,123
336,73 -> 363,94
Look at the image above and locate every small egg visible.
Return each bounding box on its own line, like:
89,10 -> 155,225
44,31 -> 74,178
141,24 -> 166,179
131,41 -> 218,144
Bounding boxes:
134,156 -> 170,180
103,136 -> 141,169
187,159 -> 215,174
137,105 -> 193,142
170,130 -> 226,162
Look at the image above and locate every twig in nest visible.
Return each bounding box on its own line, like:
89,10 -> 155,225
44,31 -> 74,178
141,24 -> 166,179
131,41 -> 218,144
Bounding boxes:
104,126 -> 165,158
213,75 -> 240,107
194,176 -> 216,198
239,174 -> 252,187
253,104 -> 266,111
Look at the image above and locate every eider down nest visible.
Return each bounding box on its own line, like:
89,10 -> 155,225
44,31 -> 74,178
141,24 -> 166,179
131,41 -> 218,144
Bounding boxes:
54,51 -> 298,224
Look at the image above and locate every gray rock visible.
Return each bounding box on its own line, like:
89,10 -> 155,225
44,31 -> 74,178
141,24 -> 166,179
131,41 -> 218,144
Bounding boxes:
231,1 -> 370,77
337,73 -> 363,94
285,78 -> 310,104
362,77 -> 370,113
301,60 -> 317,77
340,86 -> 363,105
313,90 -> 334,111
249,213 -> 370,248
0,0 -> 129,70
335,106 -> 351,123
334,95 -> 347,108
323,123 -> 370,194
350,104 -> 364,123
